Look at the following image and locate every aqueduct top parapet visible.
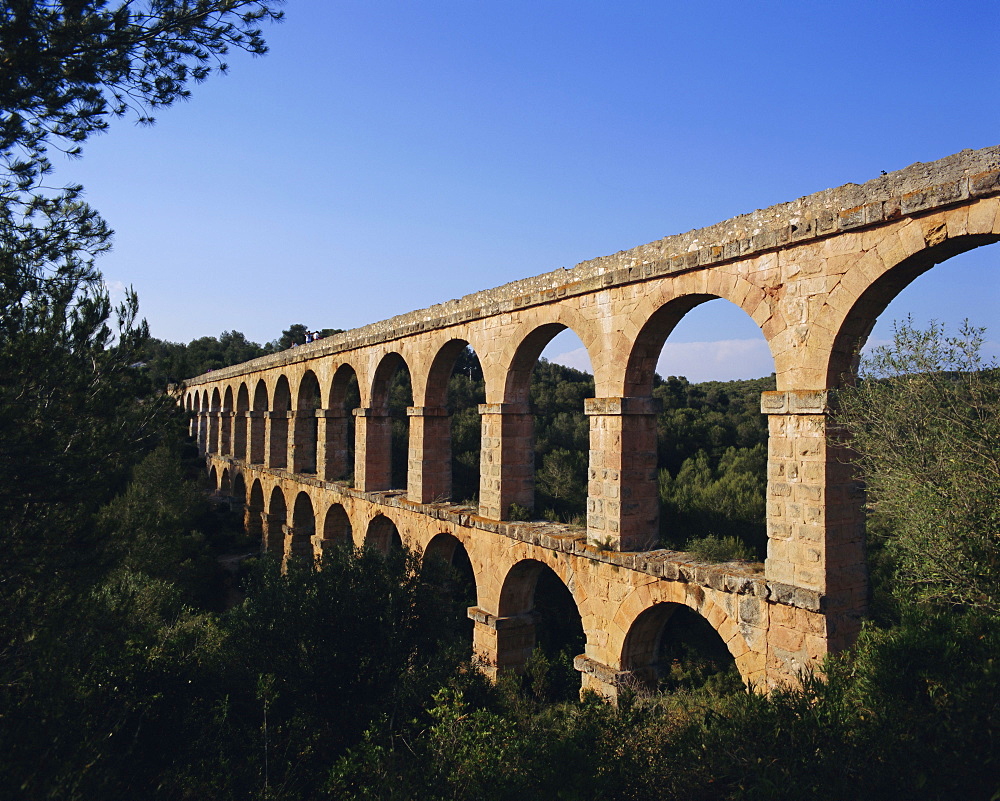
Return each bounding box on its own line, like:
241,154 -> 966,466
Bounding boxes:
186,144 -> 1000,390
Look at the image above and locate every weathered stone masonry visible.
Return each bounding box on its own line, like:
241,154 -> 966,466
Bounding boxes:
184,145 -> 1000,693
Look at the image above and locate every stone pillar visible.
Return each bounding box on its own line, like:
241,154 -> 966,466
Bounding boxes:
574,654 -> 627,701
318,410 -> 351,482
468,607 -> 537,678
266,411 -> 291,469
220,409 -> 233,456
208,410 -> 220,454
245,505 -> 264,543
761,390 -> 867,666
290,410 -> 319,474
284,524 -> 315,560
407,406 -> 451,503
353,407 -> 393,492
248,410 -> 267,464
584,397 -> 660,551
233,412 -> 248,462
197,413 -> 208,455
478,402 -> 534,520
263,513 -> 285,555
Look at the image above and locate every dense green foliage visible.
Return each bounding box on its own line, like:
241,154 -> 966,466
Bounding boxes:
836,318 -> 1000,615
330,609 -> 1000,801
2,447 -> 472,799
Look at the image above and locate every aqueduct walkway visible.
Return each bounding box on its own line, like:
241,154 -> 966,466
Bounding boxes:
184,145 -> 1000,692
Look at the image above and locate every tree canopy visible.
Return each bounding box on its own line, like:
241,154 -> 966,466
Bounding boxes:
0,1 -> 285,759
2,1 -> 283,189
836,318 -> 1000,614
0,0 -> 285,593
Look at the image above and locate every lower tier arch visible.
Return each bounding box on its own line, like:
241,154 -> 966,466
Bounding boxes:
212,456 -> 829,694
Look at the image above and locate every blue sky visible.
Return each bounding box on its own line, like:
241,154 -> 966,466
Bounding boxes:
62,0 -> 999,381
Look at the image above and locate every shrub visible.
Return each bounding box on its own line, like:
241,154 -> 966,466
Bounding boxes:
686,533 -> 755,563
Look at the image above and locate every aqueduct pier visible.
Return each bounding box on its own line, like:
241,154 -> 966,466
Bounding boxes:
184,145 -> 1000,693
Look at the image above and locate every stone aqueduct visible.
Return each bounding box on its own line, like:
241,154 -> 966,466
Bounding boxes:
184,146 -> 1000,693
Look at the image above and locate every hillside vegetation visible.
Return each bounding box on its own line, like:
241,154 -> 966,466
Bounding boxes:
4,302 -> 998,798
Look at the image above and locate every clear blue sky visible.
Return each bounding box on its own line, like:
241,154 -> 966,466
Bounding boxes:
60,0 -> 999,381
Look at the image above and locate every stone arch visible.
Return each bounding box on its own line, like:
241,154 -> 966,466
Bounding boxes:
221,386 -> 234,456
411,339 -> 485,504
425,532 -> 478,650
421,339 -> 479,407
290,491 -> 316,559
198,390 -> 209,453
233,472 -> 247,506
220,467 -> 232,494
479,321 -> 597,522
610,582 -> 752,686
502,320 -> 597,405
364,352 -> 412,491
188,391 -> 199,441
208,464 -> 218,491
234,383 -> 250,461
618,293 -> 775,554
321,503 -> 353,551
365,514 -> 402,553
247,478 -> 265,545
620,601 -> 738,691
370,352 -> 410,410
209,388 -> 222,454
326,362 -> 361,482
331,361 -> 363,407
250,380 -> 268,463
496,558 -> 585,675
425,533 -> 478,598
269,375 -> 292,469
424,531 -> 464,564
266,485 -> 287,556
293,370 -> 321,474
822,228 -> 1000,387
623,294 -> 718,398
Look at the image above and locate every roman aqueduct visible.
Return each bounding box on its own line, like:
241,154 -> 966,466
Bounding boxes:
183,145 -> 1000,693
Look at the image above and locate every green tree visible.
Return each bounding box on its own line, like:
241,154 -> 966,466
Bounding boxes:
265,321 -> 308,351
835,318 -> 1000,613
658,444 -> 766,558
2,1 -> 283,191
97,443 -> 230,607
0,0 -> 283,605
0,5 -> 284,794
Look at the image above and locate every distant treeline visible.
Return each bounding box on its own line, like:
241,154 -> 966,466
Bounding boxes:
138,323 -> 343,386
